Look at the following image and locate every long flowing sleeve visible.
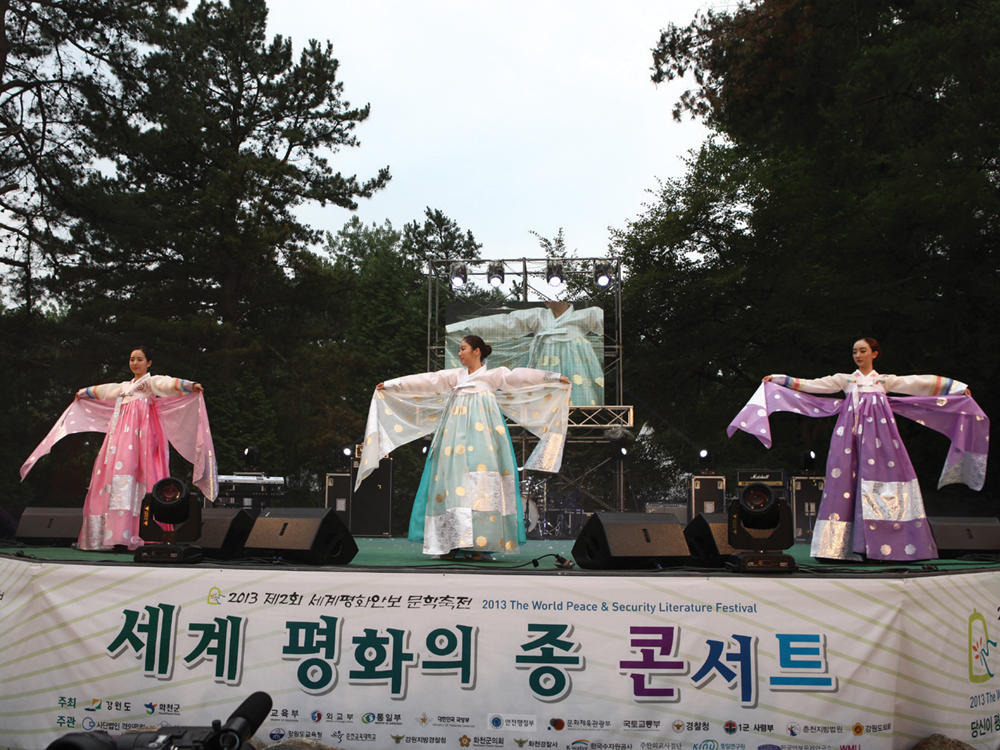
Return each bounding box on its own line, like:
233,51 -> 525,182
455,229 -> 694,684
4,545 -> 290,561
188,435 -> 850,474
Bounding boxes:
492,367 -> 571,473
20,399 -> 116,480
354,370 -> 461,490
727,382 -> 845,448
888,393 -> 989,490
157,392 -> 219,501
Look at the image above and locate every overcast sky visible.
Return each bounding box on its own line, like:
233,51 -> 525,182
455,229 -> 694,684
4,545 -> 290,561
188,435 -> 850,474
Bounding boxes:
266,1 -> 717,260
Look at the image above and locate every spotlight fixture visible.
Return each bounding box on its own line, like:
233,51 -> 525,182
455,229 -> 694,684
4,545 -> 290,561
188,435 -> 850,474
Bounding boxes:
450,262 -> 468,287
727,482 -> 795,572
545,262 -> 564,287
341,444 -> 354,459
594,262 -> 611,287
135,477 -> 204,562
798,449 -> 817,473
697,448 -> 717,473
243,446 -> 260,472
487,262 -> 505,288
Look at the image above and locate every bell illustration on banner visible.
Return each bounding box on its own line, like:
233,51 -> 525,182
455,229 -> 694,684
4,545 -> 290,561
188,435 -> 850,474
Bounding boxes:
969,609 -> 997,684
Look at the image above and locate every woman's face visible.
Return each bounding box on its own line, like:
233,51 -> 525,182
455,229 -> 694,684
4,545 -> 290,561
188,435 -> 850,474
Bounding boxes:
458,340 -> 481,369
852,339 -> 877,373
129,350 -> 151,379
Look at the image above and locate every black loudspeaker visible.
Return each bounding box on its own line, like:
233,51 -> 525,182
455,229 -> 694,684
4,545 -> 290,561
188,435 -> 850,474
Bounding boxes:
350,458 -> 393,537
683,513 -> 738,568
790,476 -> 822,543
571,512 -> 692,570
195,508 -> 256,558
690,476 -> 725,519
326,472 -> 352,529
15,507 -> 82,546
930,517 -> 1000,558
245,508 -> 358,565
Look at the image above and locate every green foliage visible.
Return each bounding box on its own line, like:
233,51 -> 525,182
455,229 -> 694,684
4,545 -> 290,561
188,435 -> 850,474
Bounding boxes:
0,0 -> 184,312
402,207 -> 482,266
627,0 -> 1000,502
43,0 -> 389,380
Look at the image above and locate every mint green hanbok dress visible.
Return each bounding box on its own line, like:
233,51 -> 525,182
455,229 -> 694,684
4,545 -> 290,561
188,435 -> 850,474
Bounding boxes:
356,365 -> 571,556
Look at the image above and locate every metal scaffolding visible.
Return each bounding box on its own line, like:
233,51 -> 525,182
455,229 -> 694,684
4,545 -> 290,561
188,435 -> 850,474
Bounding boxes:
425,257 -> 633,518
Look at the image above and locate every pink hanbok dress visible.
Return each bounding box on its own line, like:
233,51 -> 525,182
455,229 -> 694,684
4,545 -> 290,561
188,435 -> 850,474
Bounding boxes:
22,375 -> 218,551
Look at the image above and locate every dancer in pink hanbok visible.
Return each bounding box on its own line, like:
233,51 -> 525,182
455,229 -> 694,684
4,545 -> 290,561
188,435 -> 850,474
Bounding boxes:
728,338 -> 989,562
21,347 -> 218,550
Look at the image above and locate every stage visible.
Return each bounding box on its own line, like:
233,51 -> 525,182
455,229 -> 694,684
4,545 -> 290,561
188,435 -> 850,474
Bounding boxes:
3,538 -> 1000,750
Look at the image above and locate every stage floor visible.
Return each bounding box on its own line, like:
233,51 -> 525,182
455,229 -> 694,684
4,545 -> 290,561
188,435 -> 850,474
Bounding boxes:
5,536 -> 1000,577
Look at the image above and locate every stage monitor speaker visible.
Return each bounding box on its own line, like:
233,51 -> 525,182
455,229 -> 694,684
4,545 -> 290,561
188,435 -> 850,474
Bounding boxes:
195,508 -> 256,558
683,512 -> 738,568
15,507 -> 82,546
245,508 -> 358,565
930,517 -> 1000,558
572,512 -> 692,570
350,458 -> 392,537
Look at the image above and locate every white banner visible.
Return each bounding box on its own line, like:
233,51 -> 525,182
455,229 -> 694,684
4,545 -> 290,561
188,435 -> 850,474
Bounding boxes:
1,556 -> 1000,750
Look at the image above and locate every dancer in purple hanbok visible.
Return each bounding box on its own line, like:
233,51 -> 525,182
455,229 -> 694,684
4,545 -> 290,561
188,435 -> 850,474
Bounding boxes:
21,347 -> 218,551
728,338 -> 989,562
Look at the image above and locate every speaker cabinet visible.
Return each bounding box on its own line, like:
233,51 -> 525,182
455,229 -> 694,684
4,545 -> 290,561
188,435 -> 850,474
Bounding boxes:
195,508 -> 256,558
930,517 -> 1000,558
326,472 -> 352,528
15,507 -> 82,546
245,508 -> 358,565
790,476 -> 822,543
572,512 -> 692,570
691,476 -> 725,519
683,512 -> 738,568
349,458 -> 392,537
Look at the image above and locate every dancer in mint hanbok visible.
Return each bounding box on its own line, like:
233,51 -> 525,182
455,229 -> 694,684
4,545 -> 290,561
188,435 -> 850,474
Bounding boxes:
728,338 -> 988,562
357,336 -> 571,559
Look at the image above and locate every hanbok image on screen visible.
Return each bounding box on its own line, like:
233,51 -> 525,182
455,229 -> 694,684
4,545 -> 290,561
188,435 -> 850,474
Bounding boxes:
446,300 -> 604,406
21,348 -> 217,551
728,339 -> 988,562
357,340 -> 571,558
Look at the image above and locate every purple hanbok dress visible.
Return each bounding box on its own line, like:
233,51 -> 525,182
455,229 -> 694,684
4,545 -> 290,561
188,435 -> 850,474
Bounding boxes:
728,371 -> 989,562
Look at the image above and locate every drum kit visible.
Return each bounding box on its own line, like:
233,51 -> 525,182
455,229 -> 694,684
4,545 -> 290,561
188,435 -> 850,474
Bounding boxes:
523,487 -> 587,540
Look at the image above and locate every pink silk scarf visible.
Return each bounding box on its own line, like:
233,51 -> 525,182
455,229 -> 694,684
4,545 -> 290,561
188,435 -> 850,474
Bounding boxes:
21,392 -> 219,501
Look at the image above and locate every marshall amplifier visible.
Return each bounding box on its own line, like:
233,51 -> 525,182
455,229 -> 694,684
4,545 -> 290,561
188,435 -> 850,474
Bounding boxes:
736,469 -> 787,497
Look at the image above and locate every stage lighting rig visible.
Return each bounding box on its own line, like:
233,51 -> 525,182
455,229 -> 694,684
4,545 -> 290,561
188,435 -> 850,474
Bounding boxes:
798,449 -> 817,474
243,446 -> 260,471
545,262 -> 564,287
697,448 -> 717,473
487,262 -> 505,287
135,477 -> 204,563
450,262 -> 468,287
728,481 -> 796,572
594,261 -> 611,287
